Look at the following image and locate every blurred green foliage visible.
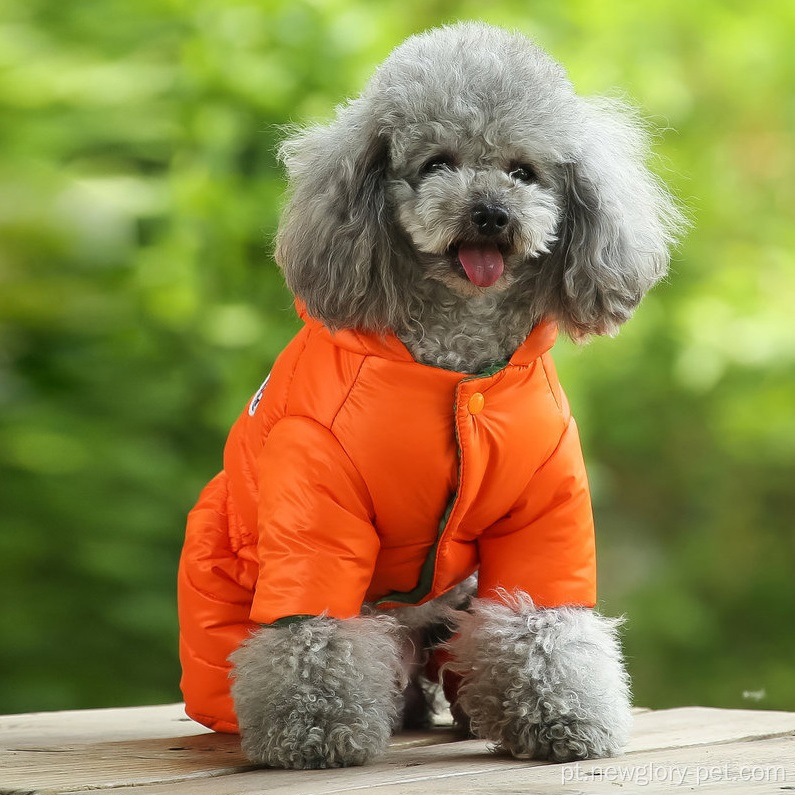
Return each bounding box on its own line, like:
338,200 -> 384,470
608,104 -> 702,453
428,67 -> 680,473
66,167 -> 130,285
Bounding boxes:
1,0 -> 793,714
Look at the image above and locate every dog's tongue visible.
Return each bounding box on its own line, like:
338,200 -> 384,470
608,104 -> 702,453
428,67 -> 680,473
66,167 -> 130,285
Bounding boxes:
457,244 -> 504,288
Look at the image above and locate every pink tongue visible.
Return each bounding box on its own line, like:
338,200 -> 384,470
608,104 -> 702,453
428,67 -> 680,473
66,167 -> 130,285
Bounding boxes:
457,244 -> 504,288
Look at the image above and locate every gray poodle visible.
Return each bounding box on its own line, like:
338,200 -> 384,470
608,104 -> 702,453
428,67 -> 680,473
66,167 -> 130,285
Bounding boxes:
179,21 -> 683,771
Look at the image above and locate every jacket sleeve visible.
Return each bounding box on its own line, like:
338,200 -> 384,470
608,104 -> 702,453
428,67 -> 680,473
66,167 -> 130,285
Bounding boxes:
249,416 -> 380,625
476,417 -> 597,608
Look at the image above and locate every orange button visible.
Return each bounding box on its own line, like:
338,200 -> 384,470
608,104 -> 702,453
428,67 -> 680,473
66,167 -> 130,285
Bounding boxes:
468,392 -> 485,415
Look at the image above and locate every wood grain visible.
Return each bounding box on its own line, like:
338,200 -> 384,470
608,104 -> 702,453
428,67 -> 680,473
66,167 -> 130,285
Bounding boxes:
1,704 -> 793,794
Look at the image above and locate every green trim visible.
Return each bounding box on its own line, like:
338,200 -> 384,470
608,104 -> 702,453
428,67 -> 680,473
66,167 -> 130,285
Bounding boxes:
471,359 -> 509,378
266,614 -> 318,627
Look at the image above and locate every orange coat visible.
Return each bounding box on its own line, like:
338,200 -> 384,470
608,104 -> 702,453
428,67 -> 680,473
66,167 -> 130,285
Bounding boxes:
178,308 -> 597,733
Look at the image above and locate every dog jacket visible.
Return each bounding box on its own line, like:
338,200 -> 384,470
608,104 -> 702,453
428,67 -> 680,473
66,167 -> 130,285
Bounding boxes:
178,305 -> 597,732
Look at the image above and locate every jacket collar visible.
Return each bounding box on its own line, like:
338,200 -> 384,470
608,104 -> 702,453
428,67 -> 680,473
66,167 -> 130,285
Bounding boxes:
295,300 -> 558,371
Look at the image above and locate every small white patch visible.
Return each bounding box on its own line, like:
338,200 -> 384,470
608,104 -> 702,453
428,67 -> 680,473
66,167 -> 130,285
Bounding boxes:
248,374 -> 271,416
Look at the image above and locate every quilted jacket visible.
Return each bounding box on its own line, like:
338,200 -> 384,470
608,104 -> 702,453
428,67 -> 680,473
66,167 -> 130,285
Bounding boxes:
178,306 -> 597,732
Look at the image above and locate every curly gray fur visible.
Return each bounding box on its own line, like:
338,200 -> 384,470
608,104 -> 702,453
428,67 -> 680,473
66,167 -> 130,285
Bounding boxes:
275,22 -> 685,373
445,592 -> 632,761
229,615 -> 404,769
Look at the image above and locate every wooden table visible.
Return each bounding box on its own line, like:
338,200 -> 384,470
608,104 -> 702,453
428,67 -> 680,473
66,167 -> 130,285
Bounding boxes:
2,703 -> 794,793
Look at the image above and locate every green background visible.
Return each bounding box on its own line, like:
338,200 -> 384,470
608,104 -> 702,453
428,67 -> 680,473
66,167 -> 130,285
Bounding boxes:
1,0 -> 793,714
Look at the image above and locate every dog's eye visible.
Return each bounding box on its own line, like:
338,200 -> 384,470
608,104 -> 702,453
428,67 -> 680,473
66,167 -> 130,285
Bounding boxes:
421,155 -> 454,176
509,164 -> 538,184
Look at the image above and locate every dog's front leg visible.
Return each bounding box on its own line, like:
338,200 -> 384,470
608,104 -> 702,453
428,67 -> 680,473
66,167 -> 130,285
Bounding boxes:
447,593 -> 631,762
230,614 -> 403,769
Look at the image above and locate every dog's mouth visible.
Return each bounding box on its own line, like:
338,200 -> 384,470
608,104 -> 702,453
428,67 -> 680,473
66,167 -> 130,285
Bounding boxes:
453,243 -> 505,288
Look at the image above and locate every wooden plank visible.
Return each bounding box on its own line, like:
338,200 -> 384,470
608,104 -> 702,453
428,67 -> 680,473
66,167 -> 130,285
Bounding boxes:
106,732 -> 795,795
626,707 -> 795,752
351,735 -> 795,794
2,734 -> 251,794
0,712 -> 459,794
0,703 -> 206,745
10,707 -> 787,795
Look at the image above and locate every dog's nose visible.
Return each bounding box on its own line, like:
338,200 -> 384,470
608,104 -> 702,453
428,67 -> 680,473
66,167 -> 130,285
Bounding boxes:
471,203 -> 509,235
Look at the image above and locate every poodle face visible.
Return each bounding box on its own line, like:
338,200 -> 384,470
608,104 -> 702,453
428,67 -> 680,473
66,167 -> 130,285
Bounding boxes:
387,126 -> 561,296
275,23 -> 683,367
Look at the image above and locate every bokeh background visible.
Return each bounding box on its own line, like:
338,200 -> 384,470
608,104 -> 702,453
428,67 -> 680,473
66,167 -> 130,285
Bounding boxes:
1,0 -> 793,715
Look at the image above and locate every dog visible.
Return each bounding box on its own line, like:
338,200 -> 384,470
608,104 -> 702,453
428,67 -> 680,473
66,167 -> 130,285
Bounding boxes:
177,21 -> 683,770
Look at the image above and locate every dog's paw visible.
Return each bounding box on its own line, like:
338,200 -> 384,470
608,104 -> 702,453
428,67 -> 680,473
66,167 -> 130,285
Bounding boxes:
447,593 -> 632,761
230,615 -> 403,769
505,712 -> 627,763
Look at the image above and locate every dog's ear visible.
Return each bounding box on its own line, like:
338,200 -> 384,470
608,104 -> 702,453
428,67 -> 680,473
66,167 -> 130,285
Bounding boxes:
275,99 -> 404,331
542,98 -> 685,339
